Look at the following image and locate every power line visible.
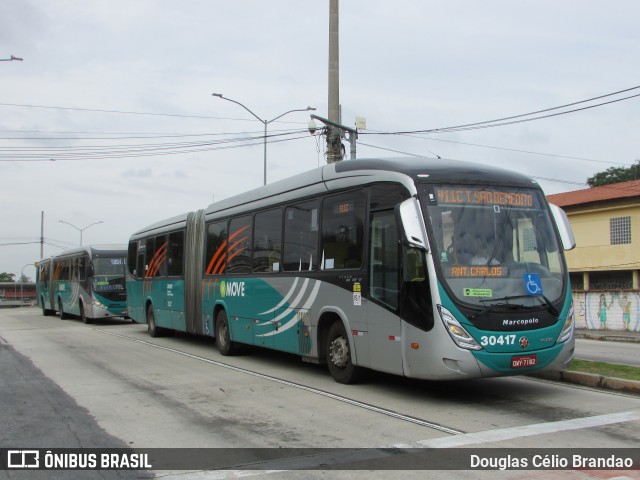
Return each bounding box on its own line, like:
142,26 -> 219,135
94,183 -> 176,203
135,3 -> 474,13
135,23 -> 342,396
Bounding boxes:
375,132 -> 632,167
0,131 -> 313,162
357,140 -> 588,187
364,85 -> 640,135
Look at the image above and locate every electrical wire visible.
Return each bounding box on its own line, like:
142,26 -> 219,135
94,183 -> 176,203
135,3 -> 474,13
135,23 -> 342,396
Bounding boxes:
0,130 -> 312,161
362,85 -> 640,135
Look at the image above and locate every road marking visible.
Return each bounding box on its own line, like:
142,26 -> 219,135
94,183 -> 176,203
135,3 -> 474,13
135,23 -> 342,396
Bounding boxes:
410,410 -> 640,448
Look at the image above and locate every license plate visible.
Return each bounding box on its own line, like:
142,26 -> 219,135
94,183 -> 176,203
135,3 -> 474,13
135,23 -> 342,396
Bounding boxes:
511,354 -> 537,368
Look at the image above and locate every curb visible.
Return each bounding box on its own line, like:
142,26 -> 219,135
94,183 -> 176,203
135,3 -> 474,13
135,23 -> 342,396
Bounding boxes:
577,333 -> 640,343
575,330 -> 640,343
530,370 -> 640,395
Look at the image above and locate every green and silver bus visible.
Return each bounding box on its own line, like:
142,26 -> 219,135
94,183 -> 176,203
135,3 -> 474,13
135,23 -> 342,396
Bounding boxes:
126,158 -> 576,383
37,244 -> 128,323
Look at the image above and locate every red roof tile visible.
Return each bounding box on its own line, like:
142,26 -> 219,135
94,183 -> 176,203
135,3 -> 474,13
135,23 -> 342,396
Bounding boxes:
547,179 -> 640,208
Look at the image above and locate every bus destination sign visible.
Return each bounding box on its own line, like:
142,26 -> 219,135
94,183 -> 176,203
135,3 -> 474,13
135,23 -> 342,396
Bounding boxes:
435,187 -> 534,208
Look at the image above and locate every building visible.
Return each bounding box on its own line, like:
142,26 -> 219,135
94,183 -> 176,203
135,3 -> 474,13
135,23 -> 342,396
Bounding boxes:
547,180 -> 640,331
0,282 -> 36,307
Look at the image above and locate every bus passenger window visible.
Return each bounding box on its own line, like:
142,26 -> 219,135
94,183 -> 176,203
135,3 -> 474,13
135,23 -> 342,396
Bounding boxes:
205,221 -> 227,276
253,209 -> 282,273
167,231 -> 185,277
283,201 -> 318,272
227,216 -> 252,274
321,192 -> 364,270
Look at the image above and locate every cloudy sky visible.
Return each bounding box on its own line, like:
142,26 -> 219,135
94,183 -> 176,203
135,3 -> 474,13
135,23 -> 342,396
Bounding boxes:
2,0 -> 639,281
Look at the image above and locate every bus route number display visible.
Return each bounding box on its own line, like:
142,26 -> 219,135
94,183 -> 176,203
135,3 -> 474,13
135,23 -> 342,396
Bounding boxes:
435,187 -> 534,208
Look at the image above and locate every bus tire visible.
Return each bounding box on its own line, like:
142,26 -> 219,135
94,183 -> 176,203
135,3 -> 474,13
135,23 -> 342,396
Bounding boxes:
215,310 -> 237,356
58,299 -> 67,320
147,307 -> 162,337
41,297 -> 52,316
326,321 -> 365,384
80,302 -> 92,324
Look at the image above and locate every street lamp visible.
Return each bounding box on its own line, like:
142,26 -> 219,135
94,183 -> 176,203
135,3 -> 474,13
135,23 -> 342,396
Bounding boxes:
0,55 -> 23,61
212,93 -> 316,185
59,220 -> 103,245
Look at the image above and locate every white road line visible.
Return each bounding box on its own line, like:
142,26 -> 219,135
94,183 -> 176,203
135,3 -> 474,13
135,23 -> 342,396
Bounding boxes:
412,410 -> 640,448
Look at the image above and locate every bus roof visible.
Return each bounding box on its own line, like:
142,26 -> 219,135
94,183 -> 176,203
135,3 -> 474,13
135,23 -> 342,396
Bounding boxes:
42,244 -> 127,261
203,157 -> 539,217
129,157 -> 540,238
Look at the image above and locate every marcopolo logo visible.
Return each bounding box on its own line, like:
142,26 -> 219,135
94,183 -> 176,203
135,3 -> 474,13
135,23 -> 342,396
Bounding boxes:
219,281 -> 245,298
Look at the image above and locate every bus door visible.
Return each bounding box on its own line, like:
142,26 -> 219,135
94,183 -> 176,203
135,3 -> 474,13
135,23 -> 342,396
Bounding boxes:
368,210 -> 404,375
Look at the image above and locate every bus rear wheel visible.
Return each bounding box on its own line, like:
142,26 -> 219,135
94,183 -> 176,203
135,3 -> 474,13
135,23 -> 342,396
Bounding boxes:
215,310 -> 238,356
147,307 -> 161,337
326,321 -> 364,384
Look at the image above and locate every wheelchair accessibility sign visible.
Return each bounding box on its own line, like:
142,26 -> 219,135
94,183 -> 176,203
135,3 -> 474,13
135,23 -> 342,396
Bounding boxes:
524,273 -> 543,296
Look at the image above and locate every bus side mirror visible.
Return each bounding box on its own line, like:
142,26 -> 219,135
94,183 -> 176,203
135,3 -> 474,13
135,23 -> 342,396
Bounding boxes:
549,204 -> 576,251
396,198 -> 429,251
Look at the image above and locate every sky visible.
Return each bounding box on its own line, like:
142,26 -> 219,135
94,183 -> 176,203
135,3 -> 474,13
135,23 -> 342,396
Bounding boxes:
1,0 -> 639,281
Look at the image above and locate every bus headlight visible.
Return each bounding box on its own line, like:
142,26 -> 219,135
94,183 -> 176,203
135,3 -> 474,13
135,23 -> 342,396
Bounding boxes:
94,300 -> 107,310
556,302 -> 575,344
438,305 -> 482,351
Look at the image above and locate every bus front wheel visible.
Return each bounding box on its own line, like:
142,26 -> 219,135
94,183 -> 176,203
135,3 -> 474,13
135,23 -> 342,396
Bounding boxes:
326,321 -> 364,384
58,300 -> 67,320
215,310 -> 237,356
41,297 -> 52,316
80,302 -> 92,324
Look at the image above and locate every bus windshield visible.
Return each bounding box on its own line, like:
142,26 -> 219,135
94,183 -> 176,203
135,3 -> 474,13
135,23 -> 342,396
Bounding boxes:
93,257 -> 126,293
421,184 -> 566,309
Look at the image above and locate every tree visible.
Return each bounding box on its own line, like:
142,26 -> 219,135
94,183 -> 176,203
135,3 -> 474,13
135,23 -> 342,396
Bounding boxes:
0,272 -> 15,282
587,160 -> 640,187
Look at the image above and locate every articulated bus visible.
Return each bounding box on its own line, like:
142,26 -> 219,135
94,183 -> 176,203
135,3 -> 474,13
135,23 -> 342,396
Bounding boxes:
126,158 -> 576,383
37,245 -> 128,323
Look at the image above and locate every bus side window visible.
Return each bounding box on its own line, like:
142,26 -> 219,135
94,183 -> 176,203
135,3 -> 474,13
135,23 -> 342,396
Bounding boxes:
228,216 -> 252,274
283,201 -> 318,272
253,208 -> 282,273
205,221 -> 228,276
127,241 -> 137,276
167,231 -> 185,277
321,191 -> 365,270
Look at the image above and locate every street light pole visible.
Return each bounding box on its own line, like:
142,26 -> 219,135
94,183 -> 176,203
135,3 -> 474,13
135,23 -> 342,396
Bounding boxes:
59,220 -> 103,245
0,55 -> 23,62
212,93 -> 316,185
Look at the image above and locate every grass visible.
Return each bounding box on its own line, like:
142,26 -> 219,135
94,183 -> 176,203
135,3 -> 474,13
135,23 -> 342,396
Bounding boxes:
567,359 -> 640,382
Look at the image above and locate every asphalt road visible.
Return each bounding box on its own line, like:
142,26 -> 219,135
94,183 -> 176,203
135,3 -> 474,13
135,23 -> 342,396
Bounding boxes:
575,338 -> 640,366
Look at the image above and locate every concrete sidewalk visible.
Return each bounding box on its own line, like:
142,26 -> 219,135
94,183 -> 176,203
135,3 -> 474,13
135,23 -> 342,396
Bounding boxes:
530,329 -> 640,395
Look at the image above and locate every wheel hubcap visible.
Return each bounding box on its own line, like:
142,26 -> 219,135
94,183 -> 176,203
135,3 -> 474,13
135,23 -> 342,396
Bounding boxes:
329,336 -> 349,368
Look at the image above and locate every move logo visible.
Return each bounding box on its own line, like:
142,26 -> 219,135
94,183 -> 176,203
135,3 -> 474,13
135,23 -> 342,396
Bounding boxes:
220,281 -> 246,298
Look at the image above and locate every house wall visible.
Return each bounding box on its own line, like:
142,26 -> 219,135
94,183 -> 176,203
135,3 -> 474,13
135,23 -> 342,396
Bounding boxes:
564,204 -> 640,273
572,290 -> 640,332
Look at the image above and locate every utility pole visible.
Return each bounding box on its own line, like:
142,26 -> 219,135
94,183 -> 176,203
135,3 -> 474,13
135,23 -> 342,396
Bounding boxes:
327,0 -> 342,163
40,211 -> 44,259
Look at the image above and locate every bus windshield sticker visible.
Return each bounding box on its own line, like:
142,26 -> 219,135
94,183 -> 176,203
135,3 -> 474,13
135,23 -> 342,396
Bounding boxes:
463,288 -> 493,297
524,273 -> 543,296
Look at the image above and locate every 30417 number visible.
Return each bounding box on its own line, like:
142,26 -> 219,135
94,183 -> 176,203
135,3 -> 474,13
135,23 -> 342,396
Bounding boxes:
480,334 -> 517,347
